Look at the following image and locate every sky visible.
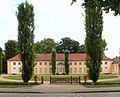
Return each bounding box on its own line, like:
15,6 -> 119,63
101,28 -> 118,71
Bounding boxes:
0,0 -> 120,58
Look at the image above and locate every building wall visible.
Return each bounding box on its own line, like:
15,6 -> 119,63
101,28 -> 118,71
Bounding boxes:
111,63 -> 119,74
8,60 -> 116,75
101,61 -> 113,74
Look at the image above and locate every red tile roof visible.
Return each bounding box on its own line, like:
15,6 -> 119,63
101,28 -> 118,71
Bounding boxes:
8,54 -> 112,61
112,56 -> 120,64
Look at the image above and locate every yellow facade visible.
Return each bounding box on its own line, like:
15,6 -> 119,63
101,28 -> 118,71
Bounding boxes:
7,60 -> 118,75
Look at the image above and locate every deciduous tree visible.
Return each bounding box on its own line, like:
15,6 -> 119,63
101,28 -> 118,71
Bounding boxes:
85,2 -> 104,82
51,49 -> 56,75
17,1 -> 35,82
64,49 -> 70,75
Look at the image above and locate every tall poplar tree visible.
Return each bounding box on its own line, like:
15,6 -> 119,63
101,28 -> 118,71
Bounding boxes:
0,47 -> 2,75
17,1 -> 35,82
51,49 -> 56,75
64,50 -> 70,75
85,2 -> 104,82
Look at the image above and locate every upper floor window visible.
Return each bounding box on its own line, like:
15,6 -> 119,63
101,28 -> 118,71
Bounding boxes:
79,62 -> 82,65
74,62 -> 77,65
40,62 -> 42,65
105,62 -> 108,65
49,62 -> 51,65
13,62 -> 16,65
84,62 -> 86,65
69,62 -> 72,65
18,62 -> 21,65
44,62 -> 47,65
57,62 -> 64,65
35,63 -> 37,66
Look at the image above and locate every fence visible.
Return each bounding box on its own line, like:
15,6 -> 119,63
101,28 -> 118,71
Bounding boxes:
50,76 -> 81,84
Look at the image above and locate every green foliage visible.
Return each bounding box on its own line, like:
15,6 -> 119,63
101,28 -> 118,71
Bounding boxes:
85,4 -> 104,82
56,37 -> 80,53
34,38 -> 56,53
72,0 -> 120,16
4,40 -> 18,73
5,40 -> 18,60
51,49 -> 56,75
64,50 -> 70,75
2,52 -> 6,73
17,1 -> 35,82
0,47 -> 2,75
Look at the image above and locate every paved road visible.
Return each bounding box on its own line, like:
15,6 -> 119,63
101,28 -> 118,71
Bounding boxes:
0,92 -> 120,97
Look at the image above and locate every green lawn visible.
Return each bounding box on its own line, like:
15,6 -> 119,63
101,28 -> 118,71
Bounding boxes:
0,81 -> 36,88
83,80 -> 120,88
3,75 -> 118,81
0,85 -> 34,88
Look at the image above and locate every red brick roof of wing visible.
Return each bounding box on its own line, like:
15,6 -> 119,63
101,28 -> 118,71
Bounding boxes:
7,53 -> 112,61
112,56 -> 119,64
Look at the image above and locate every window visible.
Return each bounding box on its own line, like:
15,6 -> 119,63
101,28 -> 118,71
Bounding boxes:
57,68 -> 59,73
40,68 -> 42,73
69,62 -> 72,65
35,63 -> 37,66
35,68 -> 37,73
79,62 -> 82,65
63,68 -> 65,72
79,68 -> 82,73
60,68 -> 62,72
116,65 -> 117,69
44,62 -> 47,65
49,62 -> 51,65
44,68 -> 47,73
84,68 -> 87,73
49,68 -> 52,73
84,62 -> 86,65
105,67 -> 107,69
40,62 -> 42,65
18,62 -> 21,65
13,62 -> 16,65
105,62 -> 107,65
70,68 -> 72,73
18,68 -> 21,73
74,68 -> 77,73
74,62 -> 77,65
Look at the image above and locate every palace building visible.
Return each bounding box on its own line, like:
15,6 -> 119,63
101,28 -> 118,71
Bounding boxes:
7,53 -> 119,75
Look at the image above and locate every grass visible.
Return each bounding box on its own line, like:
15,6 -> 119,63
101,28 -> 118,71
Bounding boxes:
0,85 -> 34,88
3,75 -> 118,81
83,80 -> 120,88
0,81 -> 36,88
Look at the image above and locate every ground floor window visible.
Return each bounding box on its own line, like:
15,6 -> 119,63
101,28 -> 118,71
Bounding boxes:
79,68 -> 82,73
40,68 -> 42,73
35,68 -> 37,73
69,68 -> 72,73
74,68 -> 77,73
44,68 -> 47,73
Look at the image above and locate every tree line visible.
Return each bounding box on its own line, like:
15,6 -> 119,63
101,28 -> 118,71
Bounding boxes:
0,37 -> 85,74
